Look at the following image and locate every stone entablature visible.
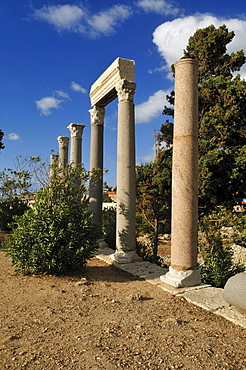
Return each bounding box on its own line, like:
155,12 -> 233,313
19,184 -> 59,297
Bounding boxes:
90,58 -> 135,107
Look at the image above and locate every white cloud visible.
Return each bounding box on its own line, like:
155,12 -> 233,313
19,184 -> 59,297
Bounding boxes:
7,133 -> 21,141
135,89 -> 169,123
70,81 -> 87,94
35,96 -> 64,116
32,4 -> 85,32
35,89 -> 71,115
32,4 -> 132,38
153,14 -> 246,80
55,90 -> 71,100
136,0 -> 180,16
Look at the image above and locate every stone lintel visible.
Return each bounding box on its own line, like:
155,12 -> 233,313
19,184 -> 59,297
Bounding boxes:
90,57 -> 135,107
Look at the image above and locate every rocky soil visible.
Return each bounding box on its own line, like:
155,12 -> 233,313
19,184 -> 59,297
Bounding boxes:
1,249 -> 246,370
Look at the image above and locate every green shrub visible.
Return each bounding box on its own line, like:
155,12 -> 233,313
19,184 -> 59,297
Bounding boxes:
4,167 -> 100,274
199,208 -> 245,287
0,197 -> 29,231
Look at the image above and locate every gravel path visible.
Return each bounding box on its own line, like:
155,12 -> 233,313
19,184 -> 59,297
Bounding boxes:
1,251 -> 246,369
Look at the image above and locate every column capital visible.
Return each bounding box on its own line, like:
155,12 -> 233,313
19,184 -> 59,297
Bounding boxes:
57,136 -> 69,147
67,123 -> 85,139
89,105 -> 105,126
116,80 -> 136,103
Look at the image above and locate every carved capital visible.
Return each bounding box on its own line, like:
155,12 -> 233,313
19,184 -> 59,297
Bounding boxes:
67,123 -> 85,139
57,136 -> 69,149
116,80 -> 136,103
89,105 -> 105,125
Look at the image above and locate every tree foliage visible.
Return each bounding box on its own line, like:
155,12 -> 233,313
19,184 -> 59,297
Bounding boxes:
199,207 -> 245,288
160,24 -> 246,214
0,156 -> 49,232
4,166 -> 100,274
136,149 -> 172,261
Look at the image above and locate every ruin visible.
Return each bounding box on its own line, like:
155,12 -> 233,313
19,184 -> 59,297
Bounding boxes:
57,136 -> 69,170
160,58 -> 201,287
67,123 -> 85,168
52,57 -> 202,285
89,57 -> 140,263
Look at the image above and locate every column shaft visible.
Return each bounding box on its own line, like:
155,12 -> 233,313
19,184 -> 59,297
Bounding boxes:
67,123 -> 85,167
89,106 -> 105,227
113,80 -> 139,263
57,136 -> 69,170
49,154 -> 59,180
161,58 -> 201,287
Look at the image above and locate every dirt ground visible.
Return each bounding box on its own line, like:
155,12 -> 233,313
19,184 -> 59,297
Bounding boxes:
1,248 -> 246,370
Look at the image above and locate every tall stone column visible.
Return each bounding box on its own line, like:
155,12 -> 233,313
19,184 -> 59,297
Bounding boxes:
67,123 -> 85,167
89,105 -> 105,228
57,136 -> 69,170
49,154 -> 59,180
160,58 -> 201,287
113,79 -> 140,263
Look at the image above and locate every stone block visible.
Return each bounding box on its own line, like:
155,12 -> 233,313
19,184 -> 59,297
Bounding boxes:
180,286 -> 228,311
223,273 -> 246,312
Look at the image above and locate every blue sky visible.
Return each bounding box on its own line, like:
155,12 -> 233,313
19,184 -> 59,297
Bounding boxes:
1,0 -> 246,186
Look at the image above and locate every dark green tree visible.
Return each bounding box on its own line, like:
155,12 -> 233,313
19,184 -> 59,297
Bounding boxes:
160,24 -> 246,214
0,129 -> 4,151
136,149 -> 172,262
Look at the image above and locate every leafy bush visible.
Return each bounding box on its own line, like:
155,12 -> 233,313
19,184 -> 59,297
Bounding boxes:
0,197 -> 29,231
4,167 -> 100,274
199,208 -> 245,287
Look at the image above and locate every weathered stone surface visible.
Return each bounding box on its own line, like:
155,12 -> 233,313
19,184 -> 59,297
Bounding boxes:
160,58 -> 201,287
160,266 -> 201,288
67,123 -> 85,167
90,58 -> 135,107
171,58 -> 199,272
223,273 -> 246,312
115,80 -> 137,256
57,136 -> 69,169
89,106 -> 105,227
179,286 -> 228,311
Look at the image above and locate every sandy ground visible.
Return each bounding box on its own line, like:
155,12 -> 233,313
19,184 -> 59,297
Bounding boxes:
1,249 -> 246,370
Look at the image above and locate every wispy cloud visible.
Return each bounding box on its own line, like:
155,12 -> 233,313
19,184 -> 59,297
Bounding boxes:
6,133 -> 21,141
152,14 -> 246,79
136,0 -> 180,16
70,81 -> 87,94
135,89 -> 169,123
137,151 -> 155,164
55,90 -> 71,100
31,3 -> 132,38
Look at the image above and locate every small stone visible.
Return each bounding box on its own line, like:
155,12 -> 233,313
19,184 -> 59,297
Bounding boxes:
75,278 -> 88,286
128,293 -> 143,301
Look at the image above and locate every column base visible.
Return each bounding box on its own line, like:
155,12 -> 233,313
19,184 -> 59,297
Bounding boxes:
111,251 -> 142,264
160,266 -> 201,288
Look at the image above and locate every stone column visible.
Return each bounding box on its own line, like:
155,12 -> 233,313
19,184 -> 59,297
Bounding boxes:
57,136 -> 69,170
67,123 -> 85,167
112,79 -> 140,263
89,105 -> 105,227
49,154 -> 59,180
160,59 -> 201,287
